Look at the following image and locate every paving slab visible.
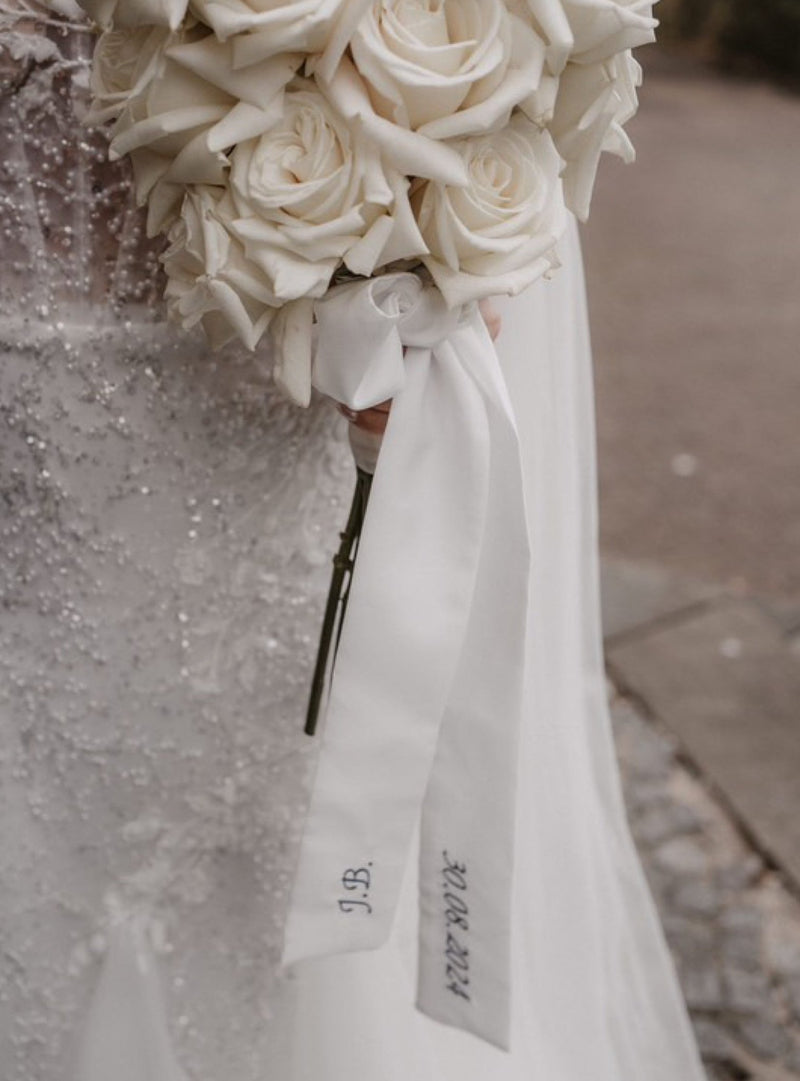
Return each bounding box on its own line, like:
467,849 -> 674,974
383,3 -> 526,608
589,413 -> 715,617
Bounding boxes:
601,555 -> 720,641
611,688 -> 800,1080
584,51 -> 800,600
608,600 -> 800,889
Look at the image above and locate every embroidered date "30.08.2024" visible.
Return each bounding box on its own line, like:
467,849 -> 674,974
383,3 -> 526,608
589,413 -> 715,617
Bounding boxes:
442,851 -> 471,1003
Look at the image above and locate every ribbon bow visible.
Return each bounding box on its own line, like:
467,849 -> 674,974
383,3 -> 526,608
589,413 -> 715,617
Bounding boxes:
282,273 -> 530,1050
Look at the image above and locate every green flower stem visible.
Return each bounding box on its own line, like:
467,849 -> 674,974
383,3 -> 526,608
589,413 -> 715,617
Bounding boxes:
304,466 -> 374,737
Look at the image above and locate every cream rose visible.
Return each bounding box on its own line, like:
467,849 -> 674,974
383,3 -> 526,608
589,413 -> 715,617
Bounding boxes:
162,185 -> 278,350
550,50 -> 640,219
349,0 -> 547,141
412,113 -> 565,306
78,0 -> 189,30
108,47 -> 234,235
517,0 -> 657,72
229,79 -> 425,302
87,25 -> 173,124
106,33 -> 299,235
189,0 -> 370,66
564,0 -> 656,64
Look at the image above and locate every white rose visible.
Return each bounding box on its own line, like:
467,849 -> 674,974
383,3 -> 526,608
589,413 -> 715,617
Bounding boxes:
229,79 -> 426,302
190,0 -> 370,67
518,0 -> 657,72
319,53 -> 470,187
412,113 -> 565,307
87,25 -> 173,124
161,185 -> 278,350
108,50 -> 232,235
565,0 -> 657,64
107,31 -> 299,234
550,50 -> 641,219
350,0 -> 547,140
78,0 -> 189,30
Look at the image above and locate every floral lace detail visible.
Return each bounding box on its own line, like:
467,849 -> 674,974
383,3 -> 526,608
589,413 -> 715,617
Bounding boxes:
0,323 -> 352,1081
0,12 -> 352,1077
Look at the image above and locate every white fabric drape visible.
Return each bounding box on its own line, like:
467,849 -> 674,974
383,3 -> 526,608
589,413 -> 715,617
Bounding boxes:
283,275 -> 531,1048
269,218 -> 707,1080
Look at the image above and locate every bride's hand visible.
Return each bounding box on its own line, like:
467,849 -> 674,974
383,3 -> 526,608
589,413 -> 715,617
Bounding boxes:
479,298 -> 502,343
335,298 -> 502,435
336,399 -> 392,435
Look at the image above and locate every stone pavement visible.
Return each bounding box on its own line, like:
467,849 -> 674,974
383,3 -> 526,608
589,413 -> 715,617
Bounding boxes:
603,557 -> 800,890
612,688 -> 800,1080
605,555 -> 800,1080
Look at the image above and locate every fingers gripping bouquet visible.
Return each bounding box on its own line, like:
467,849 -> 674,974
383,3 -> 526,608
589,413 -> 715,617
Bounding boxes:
81,0 -> 656,1051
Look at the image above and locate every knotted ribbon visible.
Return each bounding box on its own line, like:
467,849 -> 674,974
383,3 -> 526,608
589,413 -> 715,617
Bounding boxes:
283,273 -> 531,1050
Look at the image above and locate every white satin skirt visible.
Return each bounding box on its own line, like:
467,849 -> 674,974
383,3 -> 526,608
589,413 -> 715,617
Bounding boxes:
254,220 -> 708,1081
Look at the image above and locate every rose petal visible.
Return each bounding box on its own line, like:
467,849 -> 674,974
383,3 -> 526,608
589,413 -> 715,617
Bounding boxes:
271,297 -> 315,406
167,36 -> 302,108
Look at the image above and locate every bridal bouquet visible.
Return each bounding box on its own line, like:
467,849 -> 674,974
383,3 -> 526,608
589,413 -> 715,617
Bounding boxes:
80,0 -> 656,404
79,0 -> 656,1052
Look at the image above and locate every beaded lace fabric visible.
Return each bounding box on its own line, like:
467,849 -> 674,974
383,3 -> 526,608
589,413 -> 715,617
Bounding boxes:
0,8 -> 351,1078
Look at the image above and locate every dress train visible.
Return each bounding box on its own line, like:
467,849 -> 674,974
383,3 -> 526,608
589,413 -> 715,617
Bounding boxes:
255,220 -> 707,1081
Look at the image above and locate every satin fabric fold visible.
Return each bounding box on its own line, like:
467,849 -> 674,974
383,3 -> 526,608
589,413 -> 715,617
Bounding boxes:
270,224 -> 706,1081
282,273 -> 531,1049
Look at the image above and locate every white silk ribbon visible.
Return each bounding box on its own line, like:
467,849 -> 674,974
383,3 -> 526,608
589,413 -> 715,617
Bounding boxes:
282,273 -> 531,1050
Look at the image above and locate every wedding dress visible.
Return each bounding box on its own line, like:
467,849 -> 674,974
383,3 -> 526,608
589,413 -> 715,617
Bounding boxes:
0,16 -> 707,1081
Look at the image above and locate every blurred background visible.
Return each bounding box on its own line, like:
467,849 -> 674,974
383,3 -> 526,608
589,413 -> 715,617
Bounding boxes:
582,5 -> 800,1078
586,0 -> 800,598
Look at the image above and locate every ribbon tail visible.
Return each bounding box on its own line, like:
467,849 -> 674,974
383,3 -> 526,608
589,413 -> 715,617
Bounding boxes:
283,279 -> 532,1052
76,918 -> 189,1081
283,340 -> 491,969
416,321 -> 531,1049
